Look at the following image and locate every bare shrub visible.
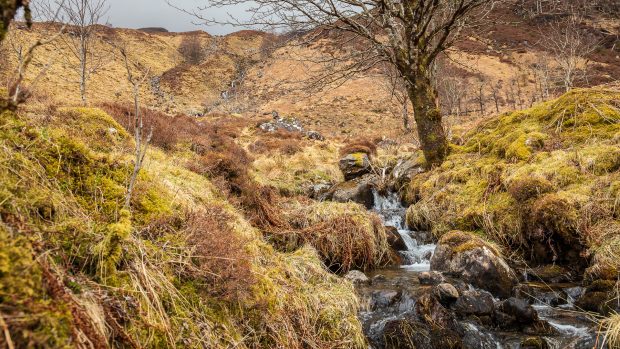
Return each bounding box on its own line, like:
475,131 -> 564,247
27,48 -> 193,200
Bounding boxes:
100,102 -> 198,150
184,207 -> 254,301
249,129 -> 305,155
178,34 -> 205,65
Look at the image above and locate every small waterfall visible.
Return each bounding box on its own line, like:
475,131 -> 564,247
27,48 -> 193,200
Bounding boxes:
372,190 -> 436,271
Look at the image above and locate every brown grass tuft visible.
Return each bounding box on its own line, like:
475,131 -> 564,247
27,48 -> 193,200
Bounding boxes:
340,138 -> 378,157
270,201 -> 394,273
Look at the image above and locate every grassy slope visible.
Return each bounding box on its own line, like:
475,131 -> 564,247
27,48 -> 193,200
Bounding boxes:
0,105 -> 366,348
405,87 -> 620,278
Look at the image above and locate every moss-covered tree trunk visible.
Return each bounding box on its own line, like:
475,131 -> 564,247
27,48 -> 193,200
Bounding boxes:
408,73 -> 448,168
1,0 -> 30,42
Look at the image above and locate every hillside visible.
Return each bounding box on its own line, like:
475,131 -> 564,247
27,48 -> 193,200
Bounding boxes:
1,1 -> 618,140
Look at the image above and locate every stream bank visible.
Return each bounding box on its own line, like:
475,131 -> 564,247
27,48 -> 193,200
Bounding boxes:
345,189 -> 603,349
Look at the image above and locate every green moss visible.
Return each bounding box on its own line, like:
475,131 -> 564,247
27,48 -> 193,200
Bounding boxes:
55,107 -> 132,152
507,176 -> 554,202
531,193 -> 579,241
506,134 -> 532,161
94,209 -> 132,284
351,152 -> 367,166
0,226 -> 74,347
439,230 -> 501,256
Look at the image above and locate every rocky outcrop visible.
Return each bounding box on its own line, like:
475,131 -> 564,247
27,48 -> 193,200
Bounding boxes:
323,174 -> 376,208
430,231 -> 518,298
339,152 -> 371,180
258,112 -> 324,140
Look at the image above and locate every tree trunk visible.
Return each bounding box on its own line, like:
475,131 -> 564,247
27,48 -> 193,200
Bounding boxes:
409,76 -> 448,168
0,1 -> 30,43
80,41 -> 87,105
402,100 -> 410,132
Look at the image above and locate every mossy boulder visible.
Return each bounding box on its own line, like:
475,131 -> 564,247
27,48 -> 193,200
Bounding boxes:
339,152 -> 371,180
324,174 -> 376,209
521,337 -> 550,349
430,231 -> 518,298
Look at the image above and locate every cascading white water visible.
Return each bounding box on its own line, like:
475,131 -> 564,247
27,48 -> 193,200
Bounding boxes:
372,190 -> 436,271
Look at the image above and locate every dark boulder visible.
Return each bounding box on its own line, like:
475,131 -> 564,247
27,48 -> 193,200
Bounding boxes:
452,290 -> 495,318
431,231 -> 518,298
433,283 -> 460,305
496,297 -> 537,325
494,298 -> 555,335
385,226 -> 407,251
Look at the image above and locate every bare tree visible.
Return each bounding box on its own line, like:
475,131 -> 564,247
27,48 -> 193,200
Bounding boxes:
1,3 -> 65,107
379,65 -> 412,132
183,0 -> 497,167
530,55 -> 552,100
545,13 -> 599,92
119,47 -> 152,208
490,81 -> 502,114
40,0 -> 109,105
477,78 -> 486,116
439,76 -> 466,118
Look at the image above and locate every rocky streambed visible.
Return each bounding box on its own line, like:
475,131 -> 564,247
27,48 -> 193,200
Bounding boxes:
347,190 -> 604,349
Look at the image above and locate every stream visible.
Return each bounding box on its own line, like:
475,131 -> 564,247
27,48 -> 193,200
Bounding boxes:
355,190 -> 603,349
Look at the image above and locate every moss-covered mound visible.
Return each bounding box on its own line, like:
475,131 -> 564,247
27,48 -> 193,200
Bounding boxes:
0,108 -> 366,348
405,88 -> 620,276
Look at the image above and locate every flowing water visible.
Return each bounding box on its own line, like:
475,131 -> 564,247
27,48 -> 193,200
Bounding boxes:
356,190 -> 603,349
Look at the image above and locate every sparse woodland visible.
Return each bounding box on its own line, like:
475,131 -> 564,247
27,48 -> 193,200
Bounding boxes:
0,0 -> 619,348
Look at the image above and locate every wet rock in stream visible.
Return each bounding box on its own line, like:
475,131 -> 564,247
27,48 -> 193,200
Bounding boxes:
418,271 -> 445,285
345,270 -> 370,284
431,231 -> 518,298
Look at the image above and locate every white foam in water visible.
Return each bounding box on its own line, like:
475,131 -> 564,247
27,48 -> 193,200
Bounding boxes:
533,305 -> 592,338
372,190 -> 437,271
